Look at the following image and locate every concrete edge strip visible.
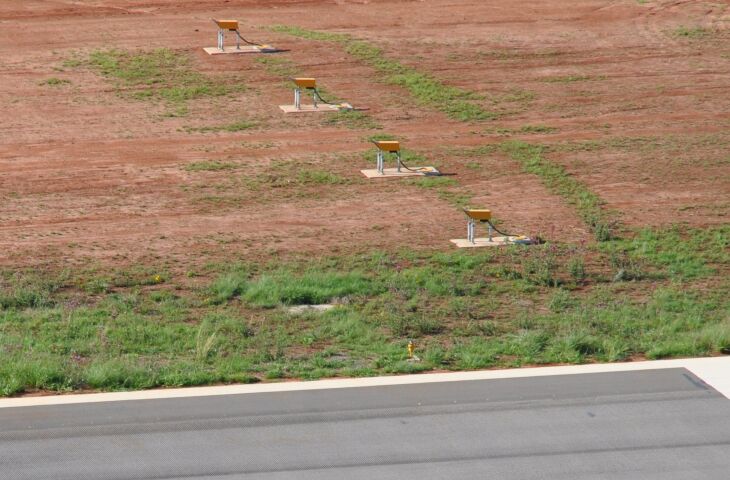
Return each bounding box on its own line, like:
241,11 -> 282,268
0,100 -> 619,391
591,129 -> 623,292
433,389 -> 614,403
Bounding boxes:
1,357 -> 728,409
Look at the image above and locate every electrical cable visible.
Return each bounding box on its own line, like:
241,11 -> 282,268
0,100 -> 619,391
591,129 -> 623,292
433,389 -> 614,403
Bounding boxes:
398,157 -> 435,173
312,88 -> 338,106
486,220 -> 517,237
370,141 -> 436,174
211,20 -> 266,48
233,30 -> 263,47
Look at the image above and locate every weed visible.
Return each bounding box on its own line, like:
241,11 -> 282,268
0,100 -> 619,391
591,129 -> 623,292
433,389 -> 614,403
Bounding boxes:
195,321 -> 218,362
567,256 -> 587,284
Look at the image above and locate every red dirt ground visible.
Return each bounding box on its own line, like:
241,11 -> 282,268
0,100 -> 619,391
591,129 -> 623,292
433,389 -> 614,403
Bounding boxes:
1,0 -> 728,269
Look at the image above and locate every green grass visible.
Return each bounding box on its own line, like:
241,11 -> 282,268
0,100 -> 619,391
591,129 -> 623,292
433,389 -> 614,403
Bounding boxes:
501,140 -> 618,241
184,120 -> 257,134
673,26 -> 712,39
254,56 -> 299,78
322,110 -> 382,130
38,77 -> 71,86
296,170 -> 347,185
83,48 -> 242,110
1,229 -> 727,395
270,25 -> 496,121
542,75 -> 593,83
520,124 -> 557,134
601,225 -> 728,281
183,161 -> 239,172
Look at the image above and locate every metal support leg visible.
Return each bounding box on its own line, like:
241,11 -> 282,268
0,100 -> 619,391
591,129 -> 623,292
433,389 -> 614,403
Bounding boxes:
235,31 -> 240,50
468,219 -> 475,244
377,151 -> 384,174
396,152 -> 402,173
312,90 -> 318,109
488,223 -> 493,242
294,88 -> 301,110
217,30 -> 224,51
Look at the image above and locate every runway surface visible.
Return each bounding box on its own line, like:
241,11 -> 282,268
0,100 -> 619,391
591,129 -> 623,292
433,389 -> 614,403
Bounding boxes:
2,366 -> 729,479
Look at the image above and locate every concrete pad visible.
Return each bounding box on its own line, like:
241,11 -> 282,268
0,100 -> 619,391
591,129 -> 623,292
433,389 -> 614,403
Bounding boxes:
361,167 -> 440,178
450,236 -> 519,248
287,304 -> 336,314
279,104 -> 341,113
203,46 -> 278,55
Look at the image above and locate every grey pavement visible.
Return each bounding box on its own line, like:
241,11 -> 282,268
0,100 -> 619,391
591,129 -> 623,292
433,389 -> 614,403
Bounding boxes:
1,368 -> 729,479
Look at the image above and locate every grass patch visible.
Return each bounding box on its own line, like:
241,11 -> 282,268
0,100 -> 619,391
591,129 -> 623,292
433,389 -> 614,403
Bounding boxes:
296,170 -> 346,185
323,110 -> 381,130
254,56 -> 299,78
38,77 -> 71,86
1,234 -> 727,396
501,141 -> 617,241
271,25 -> 496,121
184,161 -> 239,172
673,26 -> 712,39
543,75 -> 593,83
409,175 -> 470,209
520,124 -> 557,134
184,120 -> 256,134
601,225 -> 728,281
83,48 -> 242,110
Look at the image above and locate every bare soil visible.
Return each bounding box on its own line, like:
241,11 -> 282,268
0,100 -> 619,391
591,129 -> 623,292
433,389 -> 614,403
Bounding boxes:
1,0 -> 728,269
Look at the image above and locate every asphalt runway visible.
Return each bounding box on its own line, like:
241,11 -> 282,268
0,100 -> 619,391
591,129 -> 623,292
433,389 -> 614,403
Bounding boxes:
2,368 -> 729,479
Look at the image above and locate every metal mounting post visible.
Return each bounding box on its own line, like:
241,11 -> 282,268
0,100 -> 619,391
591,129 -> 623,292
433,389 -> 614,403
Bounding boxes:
217,29 -> 224,51
377,150 -> 384,174
467,218 -> 475,244
396,151 -> 402,173
312,90 -> 318,109
294,88 -> 301,110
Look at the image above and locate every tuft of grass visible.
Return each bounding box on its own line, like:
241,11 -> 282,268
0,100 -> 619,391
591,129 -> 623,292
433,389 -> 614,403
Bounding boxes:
184,120 -> 257,134
673,26 -> 711,39
520,124 -> 557,134
271,26 -> 496,121
38,77 -> 71,86
543,75 -> 593,83
501,141 -> 617,241
184,161 -> 239,172
296,170 -> 346,185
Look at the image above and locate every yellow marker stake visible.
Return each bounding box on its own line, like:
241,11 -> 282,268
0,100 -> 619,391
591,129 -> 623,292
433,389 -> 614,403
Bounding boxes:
407,341 -> 414,359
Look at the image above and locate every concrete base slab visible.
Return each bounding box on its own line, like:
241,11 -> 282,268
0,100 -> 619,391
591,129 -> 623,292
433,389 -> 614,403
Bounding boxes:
361,167 -> 440,178
203,46 -> 278,55
287,304 -> 336,314
450,236 -> 519,248
279,104 -> 342,113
